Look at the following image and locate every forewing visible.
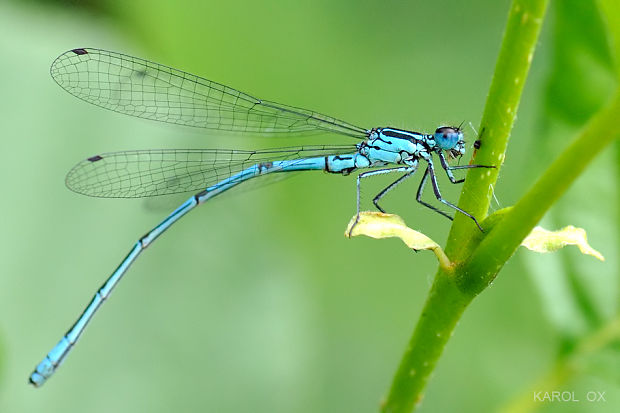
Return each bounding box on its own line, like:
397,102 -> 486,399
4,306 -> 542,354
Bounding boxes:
51,48 -> 368,138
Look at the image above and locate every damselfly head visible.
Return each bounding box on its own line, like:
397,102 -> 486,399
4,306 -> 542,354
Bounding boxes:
434,126 -> 465,158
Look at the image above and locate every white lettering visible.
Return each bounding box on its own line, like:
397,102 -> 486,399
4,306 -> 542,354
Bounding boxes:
534,391 -> 580,402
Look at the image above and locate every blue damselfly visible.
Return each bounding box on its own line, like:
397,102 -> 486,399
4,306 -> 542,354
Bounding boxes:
29,48 -> 492,386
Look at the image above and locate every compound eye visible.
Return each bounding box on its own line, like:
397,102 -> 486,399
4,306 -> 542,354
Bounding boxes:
434,127 -> 461,149
435,126 -> 457,136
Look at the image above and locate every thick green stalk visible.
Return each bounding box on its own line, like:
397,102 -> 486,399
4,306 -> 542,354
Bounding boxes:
458,94 -> 620,295
381,271 -> 471,412
381,1 -> 549,411
445,0 -> 549,261
599,0 -> 620,79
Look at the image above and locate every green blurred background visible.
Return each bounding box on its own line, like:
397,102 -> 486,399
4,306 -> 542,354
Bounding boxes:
0,0 -> 617,412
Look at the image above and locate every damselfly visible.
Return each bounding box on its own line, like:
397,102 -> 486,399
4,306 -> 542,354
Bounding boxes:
29,48 -> 493,386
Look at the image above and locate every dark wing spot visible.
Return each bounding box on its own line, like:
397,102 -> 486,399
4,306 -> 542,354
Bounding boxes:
87,155 -> 103,162
132,68 -> 148,79
71,48 -> 89,55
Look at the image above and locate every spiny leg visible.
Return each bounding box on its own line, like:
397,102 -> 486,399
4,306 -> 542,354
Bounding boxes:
438,152 -> 495,184
372,161 -> 418,212
427,162 -> 484,232
416,166 -> 453,221
355,167 -> 414,214
348,166 -> 413,235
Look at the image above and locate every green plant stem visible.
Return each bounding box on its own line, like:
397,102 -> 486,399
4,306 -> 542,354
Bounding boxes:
381,270 -> 472,412
445,0 -> 550,261
599,0 -> 620,79
458,93 -> 620,295
381,1 -> 549,411
617,140 -> 620,312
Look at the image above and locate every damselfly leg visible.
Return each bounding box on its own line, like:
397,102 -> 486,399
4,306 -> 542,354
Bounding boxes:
371,163 -> 419,212
437,152 -> 495,184
417,163 -> 485,231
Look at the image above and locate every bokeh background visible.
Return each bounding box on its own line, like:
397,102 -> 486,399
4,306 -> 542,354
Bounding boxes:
0,0 -> 618,412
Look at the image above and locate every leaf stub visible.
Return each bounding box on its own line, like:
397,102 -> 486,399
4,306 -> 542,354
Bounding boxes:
345,212 -> 453,271
346,213 -> 604,274
521,225 -> 605,261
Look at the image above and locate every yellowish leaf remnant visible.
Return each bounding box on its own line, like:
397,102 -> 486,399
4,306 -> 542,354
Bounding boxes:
521,225 -> 605,261
346,213 -> 604,270
345,212 -> 453,271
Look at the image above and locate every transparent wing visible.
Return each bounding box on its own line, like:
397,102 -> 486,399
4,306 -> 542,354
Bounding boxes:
66,145 -> 358,198
51,48 -> 369,138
